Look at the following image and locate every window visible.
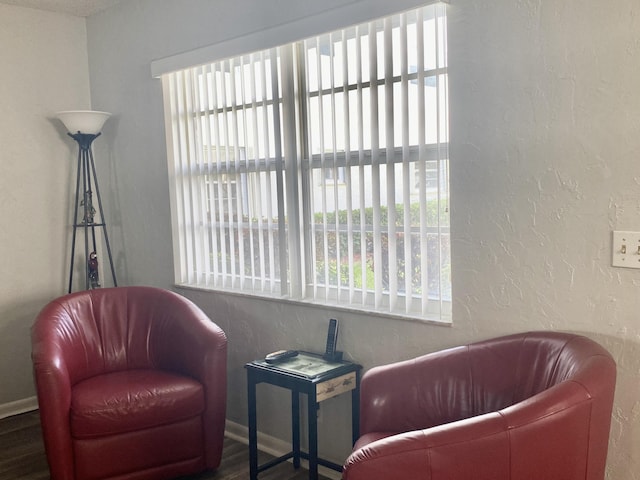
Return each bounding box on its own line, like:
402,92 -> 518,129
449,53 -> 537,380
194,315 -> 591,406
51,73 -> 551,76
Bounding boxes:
162,3 -> 450,321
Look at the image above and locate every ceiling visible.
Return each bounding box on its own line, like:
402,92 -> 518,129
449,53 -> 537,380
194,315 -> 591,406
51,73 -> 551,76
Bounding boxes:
0,0 -> 123,17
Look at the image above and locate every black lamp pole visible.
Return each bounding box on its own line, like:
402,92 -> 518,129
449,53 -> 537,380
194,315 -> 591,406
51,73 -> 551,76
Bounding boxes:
67,131 -> 117,293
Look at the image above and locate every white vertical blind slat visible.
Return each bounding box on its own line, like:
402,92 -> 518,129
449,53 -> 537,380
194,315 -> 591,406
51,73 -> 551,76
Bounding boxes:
304,39 -> 319,300
261,51 -> 277,293
369,20 -> 383,309
399,14 -> 413,313
281,44 -> 302,298
318,43 -> 328,294
171,72 -> 188,282
180,70 -> 197,285
211,65 -> 228,286
416,8 -> 429,316
229,58 -> 246,287
341,29 -> 356,303
203,65 -> 220,286
316,38 -> 330,300
328,33 -> 342,301
356,25 -> 368,307
270,48 -> 288,297
384,16 -> 397,312
237,56 -> 256,289
200,65 -> 216,286
164,73 -> 188,284
249,53 -> 267,290
189,66 -> 208,286
216,62 -> 234,286
225,58 -> 241,287
435,3 -> 448,316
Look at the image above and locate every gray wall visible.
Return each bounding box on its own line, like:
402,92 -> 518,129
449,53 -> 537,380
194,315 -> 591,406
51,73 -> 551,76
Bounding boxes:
82,0 -> 640,477
0,5 -> 90,415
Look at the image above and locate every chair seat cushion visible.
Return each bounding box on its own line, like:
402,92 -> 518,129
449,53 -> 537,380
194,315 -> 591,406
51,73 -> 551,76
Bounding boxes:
70,369 -> 205,438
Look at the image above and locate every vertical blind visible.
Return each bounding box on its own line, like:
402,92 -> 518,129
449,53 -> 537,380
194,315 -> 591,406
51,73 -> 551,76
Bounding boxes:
162,2 -> 451,321
163,49 -> 287,294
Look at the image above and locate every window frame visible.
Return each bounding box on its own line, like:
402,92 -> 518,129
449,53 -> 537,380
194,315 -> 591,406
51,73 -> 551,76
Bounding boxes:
161,2 -> 451,323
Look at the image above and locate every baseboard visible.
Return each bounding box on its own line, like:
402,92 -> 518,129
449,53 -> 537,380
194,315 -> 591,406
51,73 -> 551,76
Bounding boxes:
225,420 -> 342,480
0,396 -> 38,420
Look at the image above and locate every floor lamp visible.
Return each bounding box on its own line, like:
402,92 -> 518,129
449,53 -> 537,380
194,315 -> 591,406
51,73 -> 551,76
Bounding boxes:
57,110 -> 118,293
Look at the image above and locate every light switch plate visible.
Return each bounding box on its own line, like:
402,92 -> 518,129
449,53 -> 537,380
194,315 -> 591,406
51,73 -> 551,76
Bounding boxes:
612,231 -> 640,269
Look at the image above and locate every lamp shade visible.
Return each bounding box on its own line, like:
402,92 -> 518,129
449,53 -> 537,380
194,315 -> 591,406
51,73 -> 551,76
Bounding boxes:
56,110 -> 111,135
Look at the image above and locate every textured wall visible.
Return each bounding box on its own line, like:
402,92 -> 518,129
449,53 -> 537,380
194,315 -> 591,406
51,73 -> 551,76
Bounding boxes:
0,5 -> 90,408
84,0 -> 640,478
447,0 -> 640,476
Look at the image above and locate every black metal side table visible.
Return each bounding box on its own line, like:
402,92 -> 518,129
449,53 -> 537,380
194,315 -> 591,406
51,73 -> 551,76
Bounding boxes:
245,352 -> 362,480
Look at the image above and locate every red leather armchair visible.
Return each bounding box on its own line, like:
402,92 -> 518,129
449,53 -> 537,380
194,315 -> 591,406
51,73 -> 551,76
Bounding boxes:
343,331 -> 616,480
31,286 -> 227,480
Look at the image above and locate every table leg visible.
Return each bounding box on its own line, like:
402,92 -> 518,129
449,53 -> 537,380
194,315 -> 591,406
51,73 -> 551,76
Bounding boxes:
352,371 -> 360,445
308,393 -> 319,480
248,374 -> 258,480
292,390 -> 300,468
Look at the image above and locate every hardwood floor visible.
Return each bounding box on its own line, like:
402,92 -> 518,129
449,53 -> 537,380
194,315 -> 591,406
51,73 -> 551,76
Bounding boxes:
0,411 -> 48,480
0,411 -> 331,480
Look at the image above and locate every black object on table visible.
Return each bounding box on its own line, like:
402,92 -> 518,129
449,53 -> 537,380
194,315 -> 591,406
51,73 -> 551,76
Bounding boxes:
245,351 -> 362,480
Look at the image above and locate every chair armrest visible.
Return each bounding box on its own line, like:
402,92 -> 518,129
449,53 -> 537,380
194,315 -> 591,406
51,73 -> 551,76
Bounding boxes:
31,308 -> 75,480
344,413 -> 509,480
360,345 -> 472,434
148,291 -> 228,468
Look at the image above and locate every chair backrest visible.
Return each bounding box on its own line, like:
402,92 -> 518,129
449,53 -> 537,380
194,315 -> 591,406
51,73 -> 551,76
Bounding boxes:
32,286 -> 202,385
360,331 -> 615,433
464,332 -> 614,415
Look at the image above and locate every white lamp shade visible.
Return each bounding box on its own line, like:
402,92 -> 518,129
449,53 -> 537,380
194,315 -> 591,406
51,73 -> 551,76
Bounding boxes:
56,110 -> 111,134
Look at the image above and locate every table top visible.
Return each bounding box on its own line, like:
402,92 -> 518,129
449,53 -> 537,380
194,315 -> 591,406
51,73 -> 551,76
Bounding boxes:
247,351 -> 361,382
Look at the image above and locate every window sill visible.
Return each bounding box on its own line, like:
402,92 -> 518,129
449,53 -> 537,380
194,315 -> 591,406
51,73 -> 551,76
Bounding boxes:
173,283 -> 452,327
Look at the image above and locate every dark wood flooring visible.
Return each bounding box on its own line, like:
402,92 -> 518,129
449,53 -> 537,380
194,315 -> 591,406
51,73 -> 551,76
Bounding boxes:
0,411 -> 330,480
